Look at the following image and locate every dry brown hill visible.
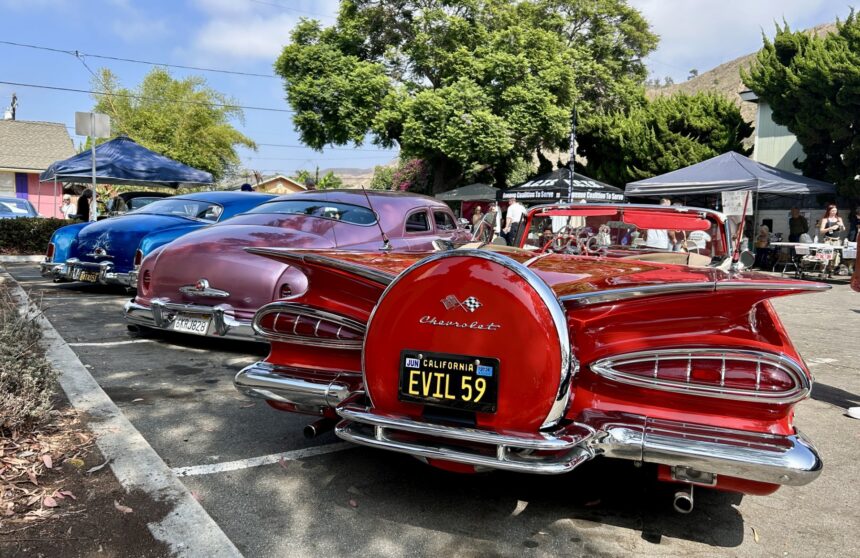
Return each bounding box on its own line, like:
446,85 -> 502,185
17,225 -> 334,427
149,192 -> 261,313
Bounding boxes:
648,22 -> 837,123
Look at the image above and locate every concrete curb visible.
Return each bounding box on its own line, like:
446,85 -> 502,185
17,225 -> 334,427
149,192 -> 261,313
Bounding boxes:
0,255 -> 44,262
1,269 -> 243,558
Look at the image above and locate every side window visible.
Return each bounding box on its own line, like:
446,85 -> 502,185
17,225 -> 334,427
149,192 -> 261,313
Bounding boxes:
433,210 -> 456,231
405,209 -> 430,233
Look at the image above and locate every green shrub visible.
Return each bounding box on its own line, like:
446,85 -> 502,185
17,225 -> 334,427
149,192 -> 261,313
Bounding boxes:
0,282 -> 57,431
0,218 -> 76,255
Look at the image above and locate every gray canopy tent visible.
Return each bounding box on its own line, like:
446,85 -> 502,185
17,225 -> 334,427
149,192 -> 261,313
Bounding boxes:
625,152 -> 835,196
435,183 -> 500,202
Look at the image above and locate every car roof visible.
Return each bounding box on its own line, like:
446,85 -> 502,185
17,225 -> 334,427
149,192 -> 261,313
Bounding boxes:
268,189 -> 452,211
167,191 -> 277,205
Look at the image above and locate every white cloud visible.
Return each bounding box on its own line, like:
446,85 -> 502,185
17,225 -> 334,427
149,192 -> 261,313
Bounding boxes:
107,0 -> 169,43
630,0 -> 853,80
188,0 -> 339,61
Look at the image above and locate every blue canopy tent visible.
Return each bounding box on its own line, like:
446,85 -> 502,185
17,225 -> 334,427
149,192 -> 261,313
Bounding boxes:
625,152 -> 835,196
40,136 -> 213,188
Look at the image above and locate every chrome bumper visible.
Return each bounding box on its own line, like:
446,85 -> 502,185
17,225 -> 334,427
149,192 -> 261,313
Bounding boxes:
124,299 -> 256,341
233,362 -> 822,483
40,259 -> 134,287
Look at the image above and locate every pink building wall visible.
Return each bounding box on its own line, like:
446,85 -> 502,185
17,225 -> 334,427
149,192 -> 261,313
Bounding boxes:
24,173 -> 63,218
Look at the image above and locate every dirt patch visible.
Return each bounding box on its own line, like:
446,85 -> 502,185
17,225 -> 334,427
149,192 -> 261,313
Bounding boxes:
1,401 -> 175,557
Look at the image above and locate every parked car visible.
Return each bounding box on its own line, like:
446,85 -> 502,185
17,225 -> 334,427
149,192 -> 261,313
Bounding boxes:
234,202 -> 825,510
98,191 -> 172,219
40,191 -> 276,287
125,190 -> 471,340
0,195 -> 40,219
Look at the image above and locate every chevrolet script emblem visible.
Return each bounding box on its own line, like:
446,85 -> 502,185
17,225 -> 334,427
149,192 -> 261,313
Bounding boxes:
441,295 -> 482,313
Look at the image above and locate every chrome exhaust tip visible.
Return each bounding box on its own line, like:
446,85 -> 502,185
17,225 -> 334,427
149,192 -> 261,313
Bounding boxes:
673,485 -> 694,514
304,418 -> 336,439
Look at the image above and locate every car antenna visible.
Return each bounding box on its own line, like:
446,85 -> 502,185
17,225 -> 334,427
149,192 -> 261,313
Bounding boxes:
359,184 -> 391,251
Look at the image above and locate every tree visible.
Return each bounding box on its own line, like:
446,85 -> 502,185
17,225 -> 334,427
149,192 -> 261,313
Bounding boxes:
742,15 -> 860,196
370,165 -> 395,190
92,68 -> 255,181
577,92 -> 753,185
688,68 -> 699,80
317,171 -> 344,189
292,168 -> 344,189
275,0 -> 657,191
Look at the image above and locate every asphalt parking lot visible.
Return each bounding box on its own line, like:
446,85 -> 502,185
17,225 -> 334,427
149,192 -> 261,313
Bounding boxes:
4,262 -> 859,557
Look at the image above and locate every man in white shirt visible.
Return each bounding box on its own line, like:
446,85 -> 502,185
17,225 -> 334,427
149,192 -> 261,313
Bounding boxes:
644,198 -> 673,250
504,199 -> 527,245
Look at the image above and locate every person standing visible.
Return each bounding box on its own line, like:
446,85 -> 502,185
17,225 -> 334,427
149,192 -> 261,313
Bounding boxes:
75,190 -> 92,220
788,207 -> 809,243
848,207 -> 860,243
503,199 -> 527,245
819,204 -> 845,242
645,198 -> 673,250
59,194 -> 75,219
753,225 -> 771,269
471,206 -> 484,228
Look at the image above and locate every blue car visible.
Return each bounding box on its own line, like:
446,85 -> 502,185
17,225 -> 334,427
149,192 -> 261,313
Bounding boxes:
0,195 -> 40,219
40,191 -> 276,287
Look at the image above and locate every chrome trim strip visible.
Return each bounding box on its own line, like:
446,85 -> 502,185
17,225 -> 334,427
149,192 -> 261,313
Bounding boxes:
716,281 -> 831,292
40,259 -> 134,287
364,249 -> 574,430
234,362 -> 357,409
589,348 -> 811,404
560,282 -> 714,305
244,247 -> 395,286
253,301 -> 366,349
178,284 -> 231,298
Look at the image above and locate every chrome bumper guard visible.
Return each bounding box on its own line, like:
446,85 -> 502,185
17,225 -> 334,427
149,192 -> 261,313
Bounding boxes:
124,299 -> 256,340
235,364 -> 822,483
234,362 -> 357,410
40,259 -> 133,287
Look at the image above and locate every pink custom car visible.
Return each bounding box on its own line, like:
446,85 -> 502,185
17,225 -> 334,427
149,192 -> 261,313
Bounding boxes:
124,190 -> 470,340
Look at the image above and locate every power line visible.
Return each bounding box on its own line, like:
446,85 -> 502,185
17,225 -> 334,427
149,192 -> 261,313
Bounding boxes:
256,142 -> 398,152
0,80 -> 296,113
245,155 -> 394,161
0,39 -> 278,79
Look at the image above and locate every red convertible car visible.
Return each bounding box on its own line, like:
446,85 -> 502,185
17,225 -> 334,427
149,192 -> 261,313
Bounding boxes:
125,190 -> 470,340
234,203 -> 825,511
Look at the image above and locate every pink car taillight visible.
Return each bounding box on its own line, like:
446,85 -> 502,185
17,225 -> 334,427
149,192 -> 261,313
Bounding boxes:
254,302 -> 365,348
133,249 -> 143,267
46,242 -> 55,261
590,349 -> 810,404
141,269 -> 152,293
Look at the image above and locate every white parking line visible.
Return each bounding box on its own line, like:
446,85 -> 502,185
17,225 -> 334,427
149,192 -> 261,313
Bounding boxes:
173,442 -> 354,477
68,339 -> 156,347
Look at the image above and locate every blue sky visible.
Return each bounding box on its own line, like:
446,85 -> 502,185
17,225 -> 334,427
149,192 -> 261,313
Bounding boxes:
0,0 -> 852,179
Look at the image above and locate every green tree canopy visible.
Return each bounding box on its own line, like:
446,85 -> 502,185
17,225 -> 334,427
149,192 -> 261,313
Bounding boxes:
275,0 -> 657,191
577,92 -> 753,185
92,68 -> 255,181
742,15 -> 860,197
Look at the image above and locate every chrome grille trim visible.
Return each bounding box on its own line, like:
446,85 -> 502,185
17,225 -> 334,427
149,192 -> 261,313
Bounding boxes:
253,301 -> 366,349
589,348 -> 811,404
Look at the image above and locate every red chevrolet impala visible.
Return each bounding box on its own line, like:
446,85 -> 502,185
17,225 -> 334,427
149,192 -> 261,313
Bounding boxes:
234,203 -> 825,512
125,190 -> 470,340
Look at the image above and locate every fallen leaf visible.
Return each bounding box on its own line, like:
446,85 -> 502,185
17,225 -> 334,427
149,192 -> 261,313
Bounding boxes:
132,398 -> 144,403
191,491 -> 202,502
59,490 -> 77,500
41,454 -> 53,469
27,470 -> 38,486
86,459 -> 111,474
43,495 -> 58,508
66,457 -> 85,468
114,500 -> 133,514
240,403 -> 255,408
278,457 -> 290,469
753,527 -> 760,543
348,499 -> 359,508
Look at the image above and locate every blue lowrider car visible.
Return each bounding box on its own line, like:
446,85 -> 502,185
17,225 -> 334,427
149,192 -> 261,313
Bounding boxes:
40,191 -> 276,287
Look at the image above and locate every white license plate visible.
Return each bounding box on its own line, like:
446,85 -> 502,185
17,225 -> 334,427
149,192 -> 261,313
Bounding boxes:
172,315 -> 210,335
77,270 -> 99,283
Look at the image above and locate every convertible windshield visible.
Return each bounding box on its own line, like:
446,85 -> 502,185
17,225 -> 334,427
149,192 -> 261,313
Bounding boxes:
248,200 -> 377,225
132,198 -> 223,222
521,207 -> 727,258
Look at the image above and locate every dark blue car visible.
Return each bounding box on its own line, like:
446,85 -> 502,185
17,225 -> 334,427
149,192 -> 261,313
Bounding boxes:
40,191 -> 276,287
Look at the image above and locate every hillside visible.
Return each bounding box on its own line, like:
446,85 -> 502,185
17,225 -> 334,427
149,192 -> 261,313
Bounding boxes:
647,22 -> 837,124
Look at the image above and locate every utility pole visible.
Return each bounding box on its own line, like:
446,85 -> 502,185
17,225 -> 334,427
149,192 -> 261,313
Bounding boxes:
75,112 -> 110,221
567,105 -> 577,204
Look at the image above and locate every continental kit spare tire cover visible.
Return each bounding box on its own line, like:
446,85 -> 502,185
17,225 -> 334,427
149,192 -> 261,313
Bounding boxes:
362,250 -> 572,432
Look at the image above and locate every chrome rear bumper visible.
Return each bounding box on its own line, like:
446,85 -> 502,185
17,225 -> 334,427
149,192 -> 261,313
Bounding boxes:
124,299 -> 256,341
40,259 -> 133,287
235,363 -> 823,484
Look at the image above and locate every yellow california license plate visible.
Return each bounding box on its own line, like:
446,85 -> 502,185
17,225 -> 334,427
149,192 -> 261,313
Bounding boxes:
77,270 -> 99,283
398,350 -> 498,413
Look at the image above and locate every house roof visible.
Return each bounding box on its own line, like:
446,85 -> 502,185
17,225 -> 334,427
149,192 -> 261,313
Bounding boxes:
0,120 -> 75,172
225,174 -> 306,191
